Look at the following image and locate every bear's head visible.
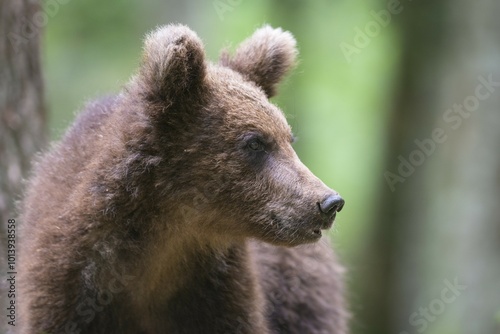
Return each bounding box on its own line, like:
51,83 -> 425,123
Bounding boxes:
131,24 -> 344,247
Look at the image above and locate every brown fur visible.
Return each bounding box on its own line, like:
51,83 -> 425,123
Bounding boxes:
18,24 -> 349,333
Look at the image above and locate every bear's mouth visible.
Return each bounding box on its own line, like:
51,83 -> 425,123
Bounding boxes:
309,212 -> 337,239
266,213 -> 337,245
302,225 -> 326,243
312,228 -> 322,237
320,212 -> 336,230
302,220 -> 332,242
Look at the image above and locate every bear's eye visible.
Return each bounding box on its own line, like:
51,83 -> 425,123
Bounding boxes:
247,138 -> 265,152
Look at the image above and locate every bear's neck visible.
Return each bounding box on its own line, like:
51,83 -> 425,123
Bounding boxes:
129,232 -> 269,333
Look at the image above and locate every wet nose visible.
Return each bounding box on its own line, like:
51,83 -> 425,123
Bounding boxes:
318,194 -> 345,215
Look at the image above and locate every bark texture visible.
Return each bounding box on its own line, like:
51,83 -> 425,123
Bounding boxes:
0,1 -> 45,332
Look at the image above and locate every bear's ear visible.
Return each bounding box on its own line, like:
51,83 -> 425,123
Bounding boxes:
139,24 -> 206,105
220,25 -> 298,98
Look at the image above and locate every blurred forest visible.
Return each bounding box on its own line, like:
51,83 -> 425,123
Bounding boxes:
1,0 -> 500,333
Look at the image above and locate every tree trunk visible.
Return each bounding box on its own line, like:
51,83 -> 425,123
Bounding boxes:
362,0 -> 500,333
0,0 -> 46,331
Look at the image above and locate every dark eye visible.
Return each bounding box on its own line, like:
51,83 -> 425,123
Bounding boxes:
247,138 -> 265,152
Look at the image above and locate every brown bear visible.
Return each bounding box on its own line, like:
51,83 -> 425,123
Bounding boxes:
19,24 -> 348,334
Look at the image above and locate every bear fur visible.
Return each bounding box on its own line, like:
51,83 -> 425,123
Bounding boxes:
19,24 -> 349,333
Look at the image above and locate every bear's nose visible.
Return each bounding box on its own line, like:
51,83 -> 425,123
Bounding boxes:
318,194 -> 345,215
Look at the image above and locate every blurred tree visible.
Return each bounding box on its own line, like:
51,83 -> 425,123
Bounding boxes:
0,0 -> 46,330
361,0 -> 500,333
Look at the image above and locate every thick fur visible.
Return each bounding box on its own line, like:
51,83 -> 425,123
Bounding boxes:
220,25 -> 297,98
19,24 -> 348,333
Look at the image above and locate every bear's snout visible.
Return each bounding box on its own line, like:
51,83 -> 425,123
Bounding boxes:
318,194 -> 345,216
314,193 -> 344,231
